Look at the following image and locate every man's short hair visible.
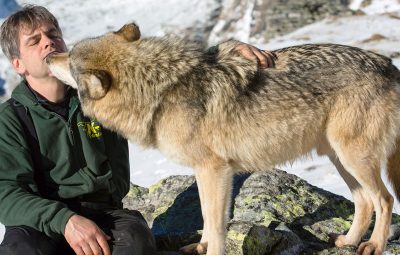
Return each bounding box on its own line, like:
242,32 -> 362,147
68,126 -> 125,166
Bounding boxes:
0,5 -> 62,61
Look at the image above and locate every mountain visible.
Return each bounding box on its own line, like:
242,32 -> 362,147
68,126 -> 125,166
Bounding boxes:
0,0 -> 400,244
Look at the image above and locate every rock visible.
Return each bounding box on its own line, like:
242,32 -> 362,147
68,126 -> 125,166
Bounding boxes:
123,175 -> 202,235
123,169 -> 400,254
207,0 -> 356,45
389,223 -> 400,241
226,221 -> 303,255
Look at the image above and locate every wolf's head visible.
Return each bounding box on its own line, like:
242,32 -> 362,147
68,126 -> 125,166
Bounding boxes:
47,22 -> 141,100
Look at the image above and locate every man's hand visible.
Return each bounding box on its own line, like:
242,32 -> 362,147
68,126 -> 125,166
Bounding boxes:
64,214 -> 111,255
234,42 -> 277,68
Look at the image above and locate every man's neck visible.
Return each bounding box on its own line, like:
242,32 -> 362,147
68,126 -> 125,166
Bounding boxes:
25,76 -> 66,103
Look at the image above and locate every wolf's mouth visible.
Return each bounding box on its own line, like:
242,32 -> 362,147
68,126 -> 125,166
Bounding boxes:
44,51 -> 60,61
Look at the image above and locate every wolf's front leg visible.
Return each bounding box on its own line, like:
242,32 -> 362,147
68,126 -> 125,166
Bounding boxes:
180,158 -> 233,255
180,169 -> 209,254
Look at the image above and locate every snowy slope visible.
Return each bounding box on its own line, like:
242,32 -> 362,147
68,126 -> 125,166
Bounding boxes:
0,0 -> 220,101
1,0 -> 400,245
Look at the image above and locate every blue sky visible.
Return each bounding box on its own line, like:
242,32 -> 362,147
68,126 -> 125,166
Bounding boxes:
0,0 -> 19,18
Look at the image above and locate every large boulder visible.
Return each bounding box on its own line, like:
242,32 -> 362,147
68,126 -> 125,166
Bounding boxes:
123,169 -> 400,254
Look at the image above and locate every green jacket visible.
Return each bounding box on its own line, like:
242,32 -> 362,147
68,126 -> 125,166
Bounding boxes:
0,81 -> 130,238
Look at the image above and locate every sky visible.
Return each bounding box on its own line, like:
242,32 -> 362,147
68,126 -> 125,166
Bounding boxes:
0,0 -> 400,246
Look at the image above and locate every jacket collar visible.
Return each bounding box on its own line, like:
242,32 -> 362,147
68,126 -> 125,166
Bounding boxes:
11,80 -> 80,121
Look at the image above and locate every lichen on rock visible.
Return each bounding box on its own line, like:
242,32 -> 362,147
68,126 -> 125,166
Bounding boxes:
123,169 -> 400,254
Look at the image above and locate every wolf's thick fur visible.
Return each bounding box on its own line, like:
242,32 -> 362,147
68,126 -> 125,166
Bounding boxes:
48,23 -> 400,255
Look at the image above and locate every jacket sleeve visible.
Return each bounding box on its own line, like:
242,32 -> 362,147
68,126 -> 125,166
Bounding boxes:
0,105 -> 75,238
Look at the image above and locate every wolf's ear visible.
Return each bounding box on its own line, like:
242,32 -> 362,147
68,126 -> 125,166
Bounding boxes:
79,70 -> 111,100
115,23 -> 141,42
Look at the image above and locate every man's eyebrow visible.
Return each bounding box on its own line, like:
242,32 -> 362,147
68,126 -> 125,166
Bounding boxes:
23,33 -> 40,44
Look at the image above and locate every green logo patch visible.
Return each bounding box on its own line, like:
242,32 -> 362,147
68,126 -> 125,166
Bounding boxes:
78,121 -> 102,138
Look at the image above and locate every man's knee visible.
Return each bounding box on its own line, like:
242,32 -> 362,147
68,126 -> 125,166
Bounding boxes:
111,210 -> 157,255
0,226 -> 60,255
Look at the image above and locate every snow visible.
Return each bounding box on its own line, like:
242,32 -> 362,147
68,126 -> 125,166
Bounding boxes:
264,14 -> 400,51
1,0 -> 400,248
18,0 -> 219,44
128,143 -> 192,188
361,0 -> 400,15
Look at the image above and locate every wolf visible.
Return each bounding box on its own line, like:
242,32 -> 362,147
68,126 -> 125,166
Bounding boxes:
47,23 -> 400,255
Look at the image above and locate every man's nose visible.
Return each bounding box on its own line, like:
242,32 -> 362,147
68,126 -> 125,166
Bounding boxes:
42,35 -> 55,49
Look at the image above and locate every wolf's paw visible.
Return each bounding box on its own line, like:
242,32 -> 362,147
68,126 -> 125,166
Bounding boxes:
329,233 -> 358,247
179,242 -> 208,254
357,241 -> 383,255
329,234 -> 347,247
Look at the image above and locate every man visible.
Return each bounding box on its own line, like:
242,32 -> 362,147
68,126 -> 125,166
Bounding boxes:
0,5 -> 275,255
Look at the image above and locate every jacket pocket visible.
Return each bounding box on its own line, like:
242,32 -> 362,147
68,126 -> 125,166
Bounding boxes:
78,160 -> 113,192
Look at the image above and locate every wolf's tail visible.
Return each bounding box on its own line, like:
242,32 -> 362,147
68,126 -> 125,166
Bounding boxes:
387,137 -> 400,202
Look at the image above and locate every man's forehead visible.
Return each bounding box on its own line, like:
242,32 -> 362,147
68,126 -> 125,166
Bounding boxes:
19,23 -> 58,37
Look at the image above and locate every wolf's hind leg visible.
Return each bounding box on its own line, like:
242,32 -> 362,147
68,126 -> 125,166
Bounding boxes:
330,146 -> 393,255
180,157 -> 233,255
328,154 -> 374,247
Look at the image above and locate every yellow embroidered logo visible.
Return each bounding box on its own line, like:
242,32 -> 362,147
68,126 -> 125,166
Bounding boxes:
78,121 -> 102,138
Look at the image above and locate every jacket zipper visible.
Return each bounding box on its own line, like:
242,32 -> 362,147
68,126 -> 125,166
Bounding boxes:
51,112 -> 75,146
51,99 -> 79,146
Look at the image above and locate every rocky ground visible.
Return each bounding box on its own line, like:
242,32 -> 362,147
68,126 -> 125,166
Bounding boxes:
207,0 -> 355,45
123,169 -> 400,254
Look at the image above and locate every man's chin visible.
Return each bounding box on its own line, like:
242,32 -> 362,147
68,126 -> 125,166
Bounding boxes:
46,71 -> 62,81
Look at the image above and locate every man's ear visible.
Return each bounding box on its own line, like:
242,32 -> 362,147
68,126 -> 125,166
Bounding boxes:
115,23 -> 141,42
79,70 -> 111,100
11,57 -> 27,75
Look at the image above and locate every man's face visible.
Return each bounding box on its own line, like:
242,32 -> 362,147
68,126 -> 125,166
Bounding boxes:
12,23 -> 67,80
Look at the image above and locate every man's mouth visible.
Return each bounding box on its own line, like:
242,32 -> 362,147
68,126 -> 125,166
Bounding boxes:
44,51 -> 60,61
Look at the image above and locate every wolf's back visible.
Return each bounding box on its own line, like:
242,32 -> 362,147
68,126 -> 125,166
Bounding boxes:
241,43 -> 400,107
272,44 -> 395,75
